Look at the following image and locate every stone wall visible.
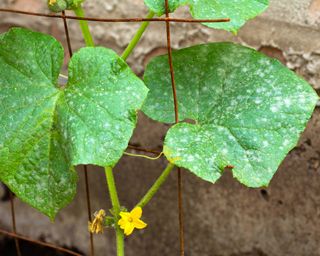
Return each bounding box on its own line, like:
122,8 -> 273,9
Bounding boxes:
0,0 -> 320,255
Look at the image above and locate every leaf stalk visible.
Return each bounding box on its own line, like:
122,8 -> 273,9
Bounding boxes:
136,162 -> 175,208
121,11 -> 155,60
73,6 -> 95,47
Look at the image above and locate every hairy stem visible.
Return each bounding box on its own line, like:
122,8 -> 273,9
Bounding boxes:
73,6 -> 95,47
136,163 -> 175,208
121,11 -> 155,60
105,167 -> 124,256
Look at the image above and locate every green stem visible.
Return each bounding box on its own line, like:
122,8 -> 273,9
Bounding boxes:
121,11 -> 155,60
136,163 -> 175,208
105,167 -> 124,256
116,227 -> 124,256
73,6 -> 95,47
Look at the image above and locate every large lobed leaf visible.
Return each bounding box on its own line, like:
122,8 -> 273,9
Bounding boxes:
0,28 -> 148,219
142,43 -> 318,187
144,0 -> 269,33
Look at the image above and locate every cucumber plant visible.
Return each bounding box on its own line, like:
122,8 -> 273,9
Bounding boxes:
0,0 -> 318,255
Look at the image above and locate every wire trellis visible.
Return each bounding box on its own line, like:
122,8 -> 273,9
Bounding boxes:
0,2 -> 230,256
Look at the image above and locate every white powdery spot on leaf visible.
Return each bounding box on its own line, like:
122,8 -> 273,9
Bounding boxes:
0,28 -> 148,219
143,43 -> 318,188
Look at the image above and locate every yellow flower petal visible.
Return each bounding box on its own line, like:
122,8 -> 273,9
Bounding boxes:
118,207 -> 147,235
124,223 -> 135,236
130,207 -> 142,219
119,212 -> 130,219
133,219 -> 147,229
118,218 -> 126,228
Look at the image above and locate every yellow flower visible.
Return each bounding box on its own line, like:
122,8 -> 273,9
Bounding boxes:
88,209 -> 106,234
118,207 -> 147,236
49,0 -> 57,5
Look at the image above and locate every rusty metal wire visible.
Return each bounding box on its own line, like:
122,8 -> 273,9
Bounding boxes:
177,167 -> 185,255
0,228 -> 82,256
9,192 -> 22,256
61,14 -> 95,255
62,11 -> 73,58
0,4 -> 230,256
164,1 -> 185,255
84,166 -> 95,256
0,8 -> 230,23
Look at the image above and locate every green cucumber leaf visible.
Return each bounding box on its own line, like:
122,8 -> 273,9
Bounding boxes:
0,28 -> 148,219
144,0 -> 269,33
0,27 -> 75,220
142,43 -> 318,187
59,47 -> 148,166
144,0 -> 185,14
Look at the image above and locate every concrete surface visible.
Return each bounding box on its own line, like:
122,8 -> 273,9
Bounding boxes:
0,0 -> 320,255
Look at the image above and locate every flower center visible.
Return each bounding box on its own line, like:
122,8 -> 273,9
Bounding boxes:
128,217 -> 133,222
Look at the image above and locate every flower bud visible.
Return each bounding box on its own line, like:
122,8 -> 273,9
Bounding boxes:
48,0 -> 85,13
48,0 -> 67,13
